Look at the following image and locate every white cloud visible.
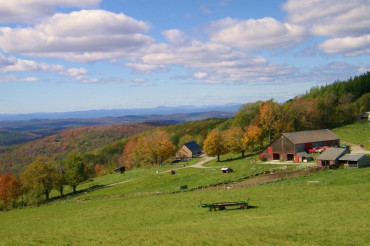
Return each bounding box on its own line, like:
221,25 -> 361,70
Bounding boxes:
209,17 -> 306,51
162,29 -> 189,45
0,0 -> 101,24
0,75 -> 38,83
0,53 -> 63,73
284,0 -> 370,56
194,72 -> 208,79
318,35 -> 370,56
65,68 -> 88,77
357,66 -> 370,74
0,10 -> 153,62
130,34 -> 299,84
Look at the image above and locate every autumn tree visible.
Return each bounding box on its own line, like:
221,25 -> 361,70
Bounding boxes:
244,125 -> 263,151
259,100 -> 282,143
120,138 -> 140,169
203,130 -> 229,162
65,152 -> 87,193
0,174 -> 20,208
135,130 -> 176,166
21,157 -> 57,201
225,127 -> 247,157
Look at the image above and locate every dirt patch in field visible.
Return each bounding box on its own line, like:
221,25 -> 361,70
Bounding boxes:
198,167 -> 324,191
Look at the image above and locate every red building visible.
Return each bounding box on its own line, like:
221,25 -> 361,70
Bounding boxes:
259,129 -> 339,161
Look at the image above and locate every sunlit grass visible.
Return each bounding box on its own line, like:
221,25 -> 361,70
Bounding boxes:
1,167 -> 370,245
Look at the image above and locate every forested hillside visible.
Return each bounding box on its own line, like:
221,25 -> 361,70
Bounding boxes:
0,123 -> 157,174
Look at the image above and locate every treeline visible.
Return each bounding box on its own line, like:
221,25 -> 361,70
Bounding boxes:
1,153 -> 91,208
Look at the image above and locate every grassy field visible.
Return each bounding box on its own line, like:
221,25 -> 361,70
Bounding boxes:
1,121 -> 369,245
1,163 -> 370,245
332,121 -> 370,150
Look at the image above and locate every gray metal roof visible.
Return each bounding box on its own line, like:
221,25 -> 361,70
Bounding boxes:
339,154 -> 365,161
283,129 -> 339,144
296,152 -> 313,158
317,148 -> 347,160
184,141 -> 201,153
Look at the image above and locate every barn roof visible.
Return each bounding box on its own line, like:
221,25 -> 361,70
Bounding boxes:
184,141 -> 201,153
296,152 -> 312,158
339,154 -> 365,162
282,129 -> 339,144
317,148 -> 347,161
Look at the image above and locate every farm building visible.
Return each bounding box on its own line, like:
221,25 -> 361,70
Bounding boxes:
295,152 -> 313,162
114,166 -> 125,173
259,129 -> 340,161
357,111 -> 370,121
339,154 -> 370,168
221,167 -> 233,173
317,148 -> 348,168
176,141 -> 202,159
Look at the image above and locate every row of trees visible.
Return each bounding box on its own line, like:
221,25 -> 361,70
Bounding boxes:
0,153 -> 88,209
120,130 -> 176,170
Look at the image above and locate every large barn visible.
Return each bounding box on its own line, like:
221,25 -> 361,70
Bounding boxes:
259,129 -> 340,161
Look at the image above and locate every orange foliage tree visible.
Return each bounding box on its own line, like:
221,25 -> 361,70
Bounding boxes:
0,174 -> 20,208
120,138 -> 140,169
225,127 -> 247,157
135,130 -> 176,166
203,129 -> 229,162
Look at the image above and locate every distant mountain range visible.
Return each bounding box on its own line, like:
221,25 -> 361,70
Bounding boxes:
0,103 -> 242,121
0,104 -> 241,146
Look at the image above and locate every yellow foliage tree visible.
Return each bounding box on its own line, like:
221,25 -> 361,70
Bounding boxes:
225,127 -> 247,157
135,130 -> 176,166
203,130 -> 229,162
244,125 -> 263,151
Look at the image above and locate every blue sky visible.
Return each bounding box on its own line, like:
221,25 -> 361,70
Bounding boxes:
0,0 -> 369,114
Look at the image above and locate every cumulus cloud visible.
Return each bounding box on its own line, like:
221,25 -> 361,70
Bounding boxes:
0,0 -> 101,24
318,35 -> 370,56
0,10 -> 153,62
0,53 -> 63,73
209,17 -> 306,51
284,0 -> 370,56
162,29 -> 189,45
128,33 -> 299,84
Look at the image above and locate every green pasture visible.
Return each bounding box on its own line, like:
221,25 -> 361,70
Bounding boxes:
1,167 -> 370,245
332,121 -> 370,150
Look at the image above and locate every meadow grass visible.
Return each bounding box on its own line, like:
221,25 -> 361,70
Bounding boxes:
332,121 -> 370,150
1,166 -> 369,245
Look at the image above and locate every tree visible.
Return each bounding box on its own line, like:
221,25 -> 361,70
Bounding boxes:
225,127 -> 247,157
232,101 -> 261,128
244,125 -> 263,151
21,157 -> 57,201
203,130 -> 229,162
135,130 -> 176,166
53,162 -> 67,197
65,152 -> 87,193
259,100 -> 282,143
0,174 -> 20,208
120,138 -> 140,169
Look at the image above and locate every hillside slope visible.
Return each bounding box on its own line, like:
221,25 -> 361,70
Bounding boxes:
0,123 -> 157,174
